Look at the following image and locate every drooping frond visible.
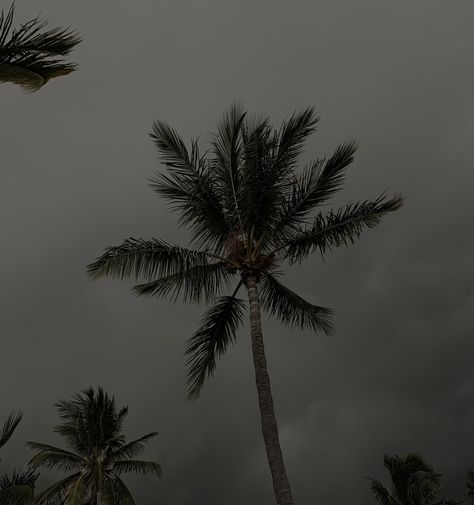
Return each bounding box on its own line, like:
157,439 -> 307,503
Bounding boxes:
34,473 -> 81,505
185,289 -> 246,399
150,121 -> 229,249
105,477 -> 136,505
0,411 -> 22,449
271,141 -> 358,243
113,460 -> 162,478
282,194 -> 403,263
369,479 -> 396,505
109,433 -> 158,462
0,4 -> 81,92
27,443 -> 84,471
0,468 -> 37,505
133,261 -> 232,303
259,273 -> 334,334
87,238 -> 214,282
63,473 -> 89,505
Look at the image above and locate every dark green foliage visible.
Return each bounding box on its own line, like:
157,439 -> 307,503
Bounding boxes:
0,3 -> 81,92
28,387 -> 161,505
0,412 -> 22,450
88,105 -> 402,397
369,454 -> 457,505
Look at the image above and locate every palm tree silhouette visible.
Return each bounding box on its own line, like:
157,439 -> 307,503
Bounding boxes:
0,3 -> 81,92
88,105 -> 402,505
28,387 -> 161,505
369,453 -> 457,505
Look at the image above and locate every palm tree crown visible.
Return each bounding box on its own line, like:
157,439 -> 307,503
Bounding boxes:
369,453 -> 456,505
88,105 -> 402,398
0,3 -> 81,92
28,387 -> 161,505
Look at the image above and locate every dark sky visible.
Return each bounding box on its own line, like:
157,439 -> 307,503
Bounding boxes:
1,1 -> 474,504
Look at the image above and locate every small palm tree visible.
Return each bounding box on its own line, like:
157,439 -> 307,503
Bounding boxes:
88,105 -> 402,505
28,387 -> 161,505
369,453 -> 457,505
0,3 -> 81,92
0,412 -> 37,505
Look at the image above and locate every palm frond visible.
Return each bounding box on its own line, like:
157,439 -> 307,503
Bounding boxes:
150,121 -> 230,249
0,4 -> 81,92
259,273 -> 334,334
282,193 -> 403,263
185,289 -> 246,399
63,473 -> 88,505
87,238 -> 213,282
133,261 -> 232,303
0,468 -> 37,505
105,477 -> 135,505
109,433 -> 158,462
113,460 -> 162,478
34,473 -> 81,505
271,141 -> 357,243
0,412 -> 22,449
369,479 -> 396,505
27,443 -> 84,472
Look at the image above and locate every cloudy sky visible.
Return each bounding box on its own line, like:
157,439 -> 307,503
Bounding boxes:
1,1 -> 473,504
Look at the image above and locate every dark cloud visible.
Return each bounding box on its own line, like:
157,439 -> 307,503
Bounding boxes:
1,1 -> 473,504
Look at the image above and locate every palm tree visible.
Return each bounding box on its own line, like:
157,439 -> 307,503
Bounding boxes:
369,453 -> 457,505
28,387 -> 161,505
0,3 -> 81,92
0,412 -> 37,505
87,105 -> 402,505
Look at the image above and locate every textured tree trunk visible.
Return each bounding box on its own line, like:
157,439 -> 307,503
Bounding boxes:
245,274 -> 294,505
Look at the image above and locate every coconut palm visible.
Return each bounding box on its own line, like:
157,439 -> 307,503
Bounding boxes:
0,412 -> 37,505
28,387 -> 161,505
369,453 -> 457,505
87,105 -> 402,505
0,3 -> 81,92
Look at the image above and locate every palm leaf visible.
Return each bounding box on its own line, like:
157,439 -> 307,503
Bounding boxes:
0,412 -> 22,449
34,473 -> 81,505
185,289 -> 246,399
27,442 -> 84,471
150,121 -> 230,249
106,477 -> 135,505
271,141 -> 357,243
0,468 -> 37,505
369,479 -> 396,505
133,261 -> 232,303
87,238 -> 214,281
259,273 -> 334,334
0,4 -> 81,92
282,193 -> 403,263
109,433 -> 158,462
113,460 -> 162,477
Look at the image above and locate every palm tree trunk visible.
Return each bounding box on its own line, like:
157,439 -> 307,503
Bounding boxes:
245,274 -> 294,505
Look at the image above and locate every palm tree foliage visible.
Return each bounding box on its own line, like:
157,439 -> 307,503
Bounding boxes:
0,413 -> 38,505
369,454 -> 457,505
88,105 -> 402,505
88,104 -> 402,397
28,387 -> 161,505
0,3 -> 81,92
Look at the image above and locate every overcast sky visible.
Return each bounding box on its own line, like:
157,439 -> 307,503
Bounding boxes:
1,1 -> 474,504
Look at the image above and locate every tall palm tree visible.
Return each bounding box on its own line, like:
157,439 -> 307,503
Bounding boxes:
0,412 -> 37,505
28,387 -> 161,505
0,3 -> 81,92
369,453 -> 457,505
87,105 -> 402,505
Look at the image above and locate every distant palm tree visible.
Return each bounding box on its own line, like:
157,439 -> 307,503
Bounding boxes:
466,470 -> 474,504
0,3 -> 81,92
0,412 -> 37,505
369,453 -> 457,505
28,387 -> 161,505
87,105 -> 402,505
